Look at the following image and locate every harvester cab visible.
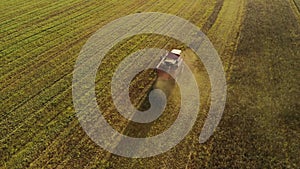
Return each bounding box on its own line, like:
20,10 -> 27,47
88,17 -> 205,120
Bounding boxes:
155,49 -> 183,80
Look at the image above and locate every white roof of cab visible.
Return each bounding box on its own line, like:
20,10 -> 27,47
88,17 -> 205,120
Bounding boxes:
171,49 -> 182,55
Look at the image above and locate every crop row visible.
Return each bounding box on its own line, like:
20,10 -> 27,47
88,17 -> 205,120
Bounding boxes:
0,1 -> 107,67
0,0 -> 185,167
0,0 -> 148,149
0,0 -> 135,106
0,0 -> 163,100
0,1 -> 98,55
0,0 -> 159,138
0,0 -> 82,35
0,0 -> 53,23
1,34 -> 158,168
0,0 -> 171,131
0,0 -> 159,87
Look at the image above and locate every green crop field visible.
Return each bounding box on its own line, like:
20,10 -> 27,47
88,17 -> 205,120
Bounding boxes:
0,0 -> 299,168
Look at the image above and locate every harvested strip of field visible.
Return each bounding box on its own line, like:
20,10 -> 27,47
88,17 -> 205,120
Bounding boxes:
209,0 -> 300,168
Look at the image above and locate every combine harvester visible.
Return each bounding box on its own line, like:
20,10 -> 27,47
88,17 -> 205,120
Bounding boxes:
155,49 -> 184,81
153,49 -> 184,96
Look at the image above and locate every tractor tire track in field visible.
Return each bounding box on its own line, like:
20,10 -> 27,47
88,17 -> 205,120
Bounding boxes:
184,0 -> 246,167
292,0 -> 300,12
201,0 -> 224,33
184,0 -> 225,167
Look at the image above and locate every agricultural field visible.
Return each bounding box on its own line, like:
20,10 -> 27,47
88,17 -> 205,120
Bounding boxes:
0,0 -> 299,168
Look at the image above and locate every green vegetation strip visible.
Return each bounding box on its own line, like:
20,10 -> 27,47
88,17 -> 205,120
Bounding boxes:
0,1 -> 166,129
0,1 -> 124,100
0,0 -> 53,23
0,1 -> 102,65
0,0 -> 183,167
0,0 -> 153,133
